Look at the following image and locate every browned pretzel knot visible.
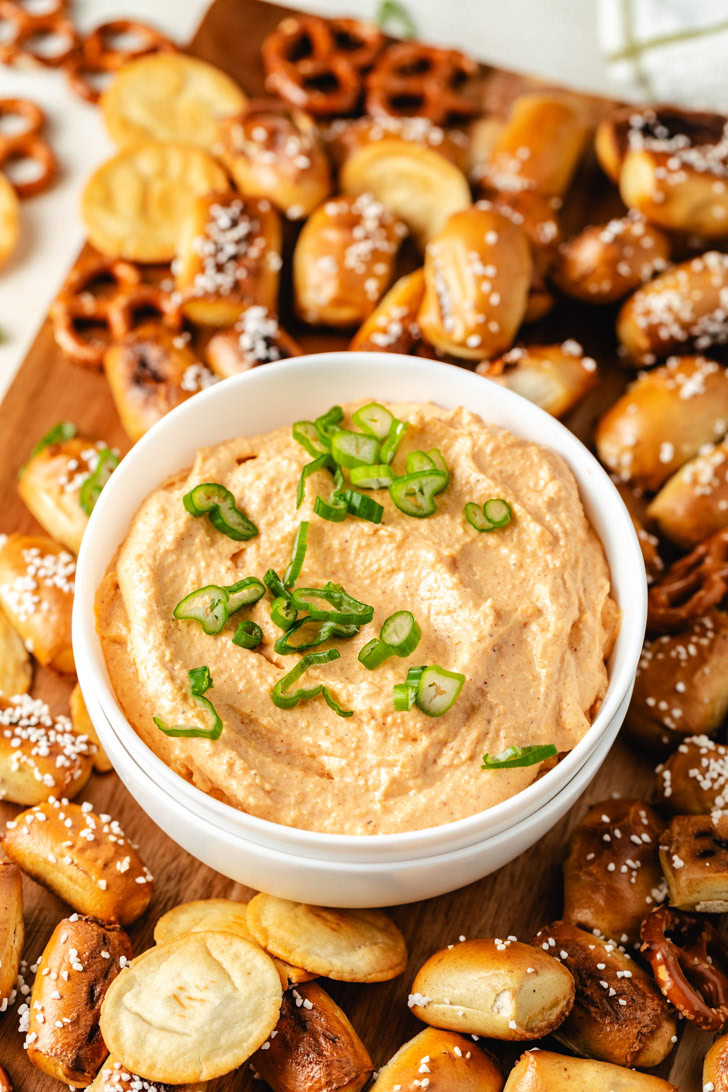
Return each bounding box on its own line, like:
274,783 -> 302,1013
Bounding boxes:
648,528 -> 728,633
51,255 -> 142,369
0,0 -> 79,67
641,905 -> 728,1030
365,41 -> 479,126
262,14 -> 383,116
67,20 -> 177,104
0,98 -> 57,197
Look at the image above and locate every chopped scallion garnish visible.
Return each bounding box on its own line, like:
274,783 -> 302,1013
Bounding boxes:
183,482 -> 258,541
232,620 -> 263,649
481,743 -> 557,769
284,521 -> 309,588
272,648 -> 340,709
390,469 -> 447,518
79,448 -> 119,516
153,667 -> 223,739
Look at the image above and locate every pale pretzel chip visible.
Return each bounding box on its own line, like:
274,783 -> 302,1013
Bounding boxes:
99,932 -> 282,1083
0,609 -> 31,698
154,898 -> 314,988
0,172 -> 19,270
81,143 -> 230,262
101,54 -> 247,149
246,894 -> 408,982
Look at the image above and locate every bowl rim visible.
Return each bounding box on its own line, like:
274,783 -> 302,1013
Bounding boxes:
73,351 -> 647,859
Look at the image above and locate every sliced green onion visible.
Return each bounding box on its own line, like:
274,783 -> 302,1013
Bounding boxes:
393,682 -> 416,711
173,585 -> 229,635
224,576 -> 265,614
350,464 -> 396,489
416,665 -> 465,717
405,665 -> 426,687
380,419 -> 408,465
297,453 -> 334,509
358,638 -> 392,670
183,482 -> 258,541
323,687 -> 353,718
273,617 -> 354,655
315,405 -> 344,443
352,402 -> 394,440
153,666 -> 223,739
284,522 -> 309,588
314,466 -> 348,523
481,743 -> 557,769
293,421 -> 331,457
465,502 -> 491,532
406,451 -> 435,475
264,569 -> 291,601
79,448 -> 119,516
340,489 -> 384,524
381,611 -> 421,656
271,595 -> 297,630
483,498 -> 512,528
232,620 -> 263,649
21,420 -> 77,475
331,430 -> 380,469
272,648 -> 340,710
390,469 -> 447,518
376,0 -> 417,37
291,586 -> 374,625
427,448 -> 450,489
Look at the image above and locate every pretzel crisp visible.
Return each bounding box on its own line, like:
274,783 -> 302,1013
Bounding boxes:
366,41 -> 479,126
0,97 -> 57,197
640,905 -> 728,1030
262,15 -> 382,116
0,1 -> 78,68
67,20 -> 176,104
648,528 -> 728,632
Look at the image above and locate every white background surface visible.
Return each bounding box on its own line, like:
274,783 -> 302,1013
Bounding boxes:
0,0 -> 614,400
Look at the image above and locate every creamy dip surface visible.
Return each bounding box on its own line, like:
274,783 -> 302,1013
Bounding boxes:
96,402 -> 619,835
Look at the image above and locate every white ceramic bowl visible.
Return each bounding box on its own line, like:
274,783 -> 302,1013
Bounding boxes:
73,352 -> 647,904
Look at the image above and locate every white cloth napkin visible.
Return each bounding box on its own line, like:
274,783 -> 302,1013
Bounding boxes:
599,0 -> 728,108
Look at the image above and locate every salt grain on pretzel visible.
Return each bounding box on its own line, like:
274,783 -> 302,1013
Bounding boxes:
365,41 -> 478,127
554,212 -> 670,304
659,813 -> 728,913
88,1058 -> 207,1092
0,608 -> 31,698
656,734 -> 728,816
70,683 -> 112,774
0,533 -> 75,672
479,341 -> 598,420
325,114 -> 468,172
0,862 -> 23,1011
370,1027 -> 502,1092
641,904 -> 728,1029
205,306 -> 301,378
648,528 -> 728,631
648,438 -> 728,548
350,268 -> 424,354
0,695 -> 93,805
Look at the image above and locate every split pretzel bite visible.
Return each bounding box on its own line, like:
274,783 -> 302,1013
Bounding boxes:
503,1049 -> 677,1091
641,904 -> 728,1029
0,533 -> 75,673
0,608 -> 31,698
562,799 -> 665,947
250,980 -> 373,1092
219,101 -> 330,220
350,268 -> 424,354
2,798 -> 153,924
0,862 -> 23,1009
293,193 -> 406,327
595,355 -> 728,491
418,206 -> 533,360
0,695 -> 93,805
478,342 -> 598,420
25,915 -> 132,1087
655,735 -> 728,815
206,306 -> 302,378
370,1027 -> 503,1092
647,528 -> 728,632
553,214 -> 670,304
175,192 -> 282,326
532,921 -> 676,1067
659,813 -> 728,912
648,438 -> 728,549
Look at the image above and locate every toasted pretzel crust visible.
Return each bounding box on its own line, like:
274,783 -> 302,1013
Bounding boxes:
553,214 -> 670,304
659,813 -> 728,913
0,171 -> 19,269
0,608 -> 31,698
613,481 -> 664,584
0,533 -> 75,672
0,862 -> 23,1007
70,683 -> 112,773
370,1027 -> 502,1092
0,97 -> 57,198
641,905 -> 728,1030
26,916 -> 132,1086
505,1048 -> 677,1090
648,528 -> 728,632
18,434 -> 107,552
51,254 -> 142,369
595,104 -> 727,180
648,438 -> 728,549
479,342 -> 598,420
0,695 -> 93,805
350,268 -> 425,354
365,41 -> 479,126
655,734 -> 728,815
205,306 -> 301,379
705,1031 -> 728,1092
325,114 -> 468,172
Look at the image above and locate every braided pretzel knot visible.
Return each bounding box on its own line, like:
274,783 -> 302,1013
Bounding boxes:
0,98 -> 56,197
262,15 -> 383,116
0,1 -> 79,67
67,20 -> 177,104
365,41 -> 479,126
648,528 -> 728,633
641,906 -> 728,1030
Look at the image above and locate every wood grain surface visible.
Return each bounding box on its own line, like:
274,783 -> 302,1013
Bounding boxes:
0,1 -> 709,1088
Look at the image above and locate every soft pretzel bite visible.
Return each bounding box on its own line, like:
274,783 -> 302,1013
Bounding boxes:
0,533 -> 75,673
596,104 -> 725,179
219,101 -> 330,221
350,268 -> 424,354
532,921 -> 676,1067
89,1057 -> 207,1092
613,480 -> 664,583
370,1027 -> 503,1092
206,306 -> 301,378
625,611 -> 728,755
553,213 -> 670,304
648,438 -> 728,548
562,799 -> 665,947
659,813 -> 728,912
70,683 -> 111,774
477,93 -> 591,198
250,980 -> 372,1092
595,355 -> 728,491
2,798 -> 153,924
503,1048 -> 677,1091
656,735 -> 728,814
0,172 -> 19,271
25,915 -> 132,1086
705,1032 -> 728,1092
104,326 -> 215,443
478,341 -> 598,419
0,608 -> 31,698
293,193 -> 406,327
0,695 -> 93,805
418,206 -> 533,360
0,862 -> 23,1009
617,251 -> 728,365
409,938 -> 574,1040
175,192 -> 282,326
325,115 -> 468,172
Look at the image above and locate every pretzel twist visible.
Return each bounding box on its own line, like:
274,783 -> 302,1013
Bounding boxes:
648,528 -> 728,632
641,905 -> 728,1030
67,20 -> 177,104
0,98 -> 56,197
365,41 -> 479,126
0,2 -> 79,67
51,255 -> 145,370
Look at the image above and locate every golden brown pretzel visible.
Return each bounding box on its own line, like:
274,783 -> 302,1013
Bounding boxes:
596,104 -> 726,180
479,341 -> 597,420
648,528 -> 728,632
659,813 -> 728,913
553,214 -> 670,304
262,15 -> 382,117
504,1049 -> 677,1091
205,306 -> 302,378
107,284 -> 183,340
50,255 -> 143,369
350,268 -> 425,354
0,1 -> 78,67
365,41 -> 479,126
648,438 -> 728,549
324,114 -> 468,171
705,1031 -> 728,1092
640,905 -> 728,1030
0,97 -> 56,198
655,735 -> 728,815
67,20 -> 176,104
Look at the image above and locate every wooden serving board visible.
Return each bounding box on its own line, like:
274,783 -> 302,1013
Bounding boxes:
0,1 -> 710,1088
